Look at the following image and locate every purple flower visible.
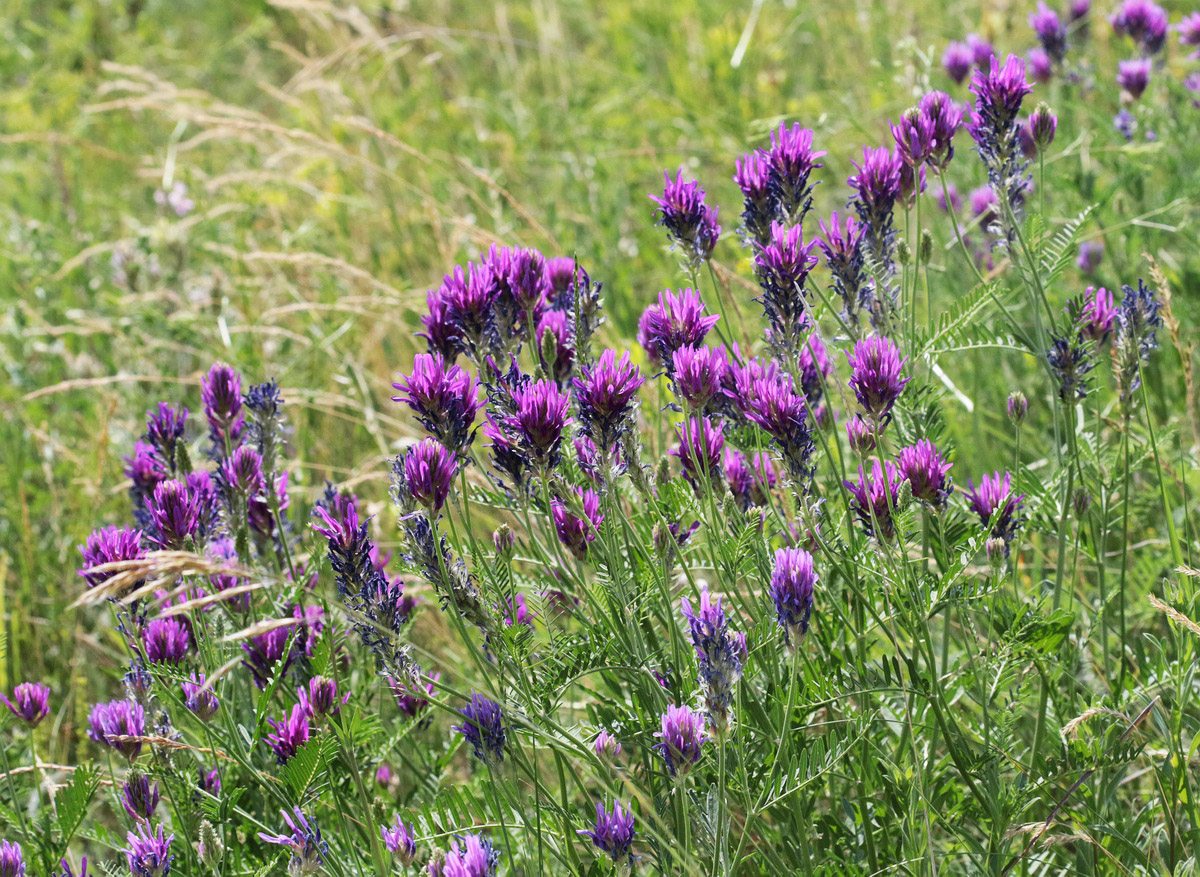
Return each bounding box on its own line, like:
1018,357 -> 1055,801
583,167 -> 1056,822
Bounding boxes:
551,489 -> 605,560
766,123 -> 825,224
848,146 -> 904,321
1180,12 -> 1200,57
299,675 -> 345,720
1049,299 -> 1099,403
845,414 -> 876,455
198,766 -> 220,797
593,730 -> 621,759
124,441 -> 167,507
402,438 -> 459,514
724,448 -> 755,510
637,288 -> 721,367
430,834 -> 499,877
392,353 -> 482,457
1117,59 -> 1151,100
671,417 -> 725,494
970,186 -> 999,231
891,108 -> 936,168
577,800 -> 636,866
844,459 -> 905,541
770,547 -> 817,647
59,855 -> 89,877
742,370 -> 814,483
654,704 -> 707,777
1081,286 -> 1117,342
536,309 -> 575,383
181,673 -> 219,722
240,624 -> 293,689
966,33 -> 995,68
439,262 -> 500,361
818,211 -> 867,326
143,618 -> 191,665
0,841 -> 24,877
969,55 -> 1034,226
201,363 -> 244,454
88,699 -> 146,761
454,693 -> 506,766
1007,391 -> 1029,424
846,336 -> 910,425
1113,279 -> 1162,403
681,589 -> 743,732
420,285 -> 464,361
755,223 -> 818,358
503,593 -> 534,629
1030,3 -> 1068,62
390,672 -> 438,720
381,815 -> 418,865
1077,240 -> 1103,274
573,349 -> 644,466
259,808 -> 328,874
1027,48 -> 1053,84
1027,103 -> 1057,151
512,379 -> 572,470
963,471 -> 1026,552
121,772 -> 160,822
918,91 -> 965,171
943,41 -> 974,84
649,168 -> 721,267
545,256 -> 578,294
144,403 -> 188,473
734,149 -> 775,244
146,479 -> 203,549
123,823 -> 174,877
671,345 -> 729,410
265,704 -> 310,763
484,243 -> 550,322
1110,0 -> 1168,54
896,439 -> 954,508
1,682 -> 49,727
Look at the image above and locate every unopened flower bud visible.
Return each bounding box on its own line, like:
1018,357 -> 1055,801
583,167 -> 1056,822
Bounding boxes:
897,238 -> 912,266
1029,102 -> 1058,149
1007,391 -> 1028,425
493,524 -> 514,561
655,457 -> 672,490
1072,487 -> 1091,517
198,819 -> 224,869
919,228 -> 933,265
985,537 -> 1008,574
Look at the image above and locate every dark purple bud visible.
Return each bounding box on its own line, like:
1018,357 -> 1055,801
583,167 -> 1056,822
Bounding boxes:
966,33 -> 995,68
733,149 -> 774,244
146,479 -> 203,549
145,403 -> 188,472
1,682 -> 49,727
943,41 -> 973,84
766,123 -> 825,224
1007,391 -> 1029,425
389,672 -> 437,720
181,673 -> 219,722
492,525 -> 515,560
0,842 -> 23,877
201,363 -> 244,454
896,439 -> 954,508
593,730 -> 622,759
121,772 -> 160,822
1077,240 -> 1104,274
918,91 -> 965,171
1030,2 -> 1068,62
299,675 -> 344,720
1117,59 -> 1151,100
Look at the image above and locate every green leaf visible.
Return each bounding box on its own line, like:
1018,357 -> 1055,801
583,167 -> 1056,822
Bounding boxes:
54,762 -> 100,850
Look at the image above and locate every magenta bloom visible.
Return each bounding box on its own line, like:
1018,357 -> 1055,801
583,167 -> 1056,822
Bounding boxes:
381,815 -> 418,865
573,349 -> 644,462
259,808 -> 328,874
299,675 -> 345,720
146,479 -> 204,549
943,41 -> 973,84
671,345 -> 729,410
649,167 -> 721,267
755,222 -> 818,357
79,526 -> 145,589
681,589 -> 743,731
124,440 -> 167,500
1077,240 -> 1103,274
123,823 -> 175,877
201,362 -> 244,454
1,682 -> 49,727
1082,286 -> 1117,342
512,379 -> 572,469
654,704 -> 707,777
964,471 -> 1026,553
845,414 -> 876,455
392,352 -> 482,457
734,148 -> 774,243
430,834 -> 499,877
970,53 -> 1033,132
671,417 -> 725,493
743,370 -> 814,482
637,288 -> 721,367
551,489 -> 605,560
390,672 -> 438,720
420,285 -> 463,361
0,841 -> 23,877
454,693 -> 507,766
578,800 -> 637,866
818,211 -> 867,325
1117,59 -> 1151,100
770,547 -> 817,646
848,146 -> 903,216
1027,47 -> 1053,84
1030,2 -> 1068,62
766,123 -> 825,223
1110,0 -> 1168,54
1180,12 -> 1200,57
265,703 -> 310,763
846,336 -> 911,424
844,459 -> 905,541
918,91 -> 965,171
121,772 -> 160,822
440,262 -> 499,359
88,699 -> 146,762
593,729 -> 622,759
143,618 -> 191,665
402,438 -> 459,514
181,673 -> 219,722
144,402 -> 188,471
966,33 -> 995,68
896,439 -> 954,508
891,108 -> 936,168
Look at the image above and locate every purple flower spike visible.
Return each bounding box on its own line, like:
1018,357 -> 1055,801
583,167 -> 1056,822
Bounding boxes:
770,547 -> 817,647
671,345 -> 729,411
0,841 -> 23,877
390,672 -> 437,720
440,262 -> 500,361
430,834 -> 500,877
846,336 -> 911,425
966,33 -> 995,68
1027,48 -> 1053,84
654,704 -> 707,777
392,353 -> 482,458
767,123 -> 825,224
1113,279 -> 1162,403
818,211 -> 867,326
1110,0 -> 1168,55
1082,286 -> 1117,343
844,459 -> 905,541
381,815 -> 418,865
681,589 -> 743,733
123,823 -> 174,877
918,91 -> 965,171
943,41 -> 973,84
145,403 -> 188,473
545,256 -> 578,294
593,730 -> 622,759
88,699 -> 146,762
637,288 -> 721,368
265,704 -> 310,763
573,350 -> 644,466
969,55 -> 1034,226
1028,104 -> 1057,151
734,149 -> 775,243
536,309 -> 575,383
650,168 -> 721,267
845,414 -> 876,455
454,693 -> 506,766
181,673 -> 219,722
551,489 -> 605,560
1,682 -> 49,727
124,441 -> 167,506
512,379 -> 571,470
848,145 -> 904,321
1181,12 -> 1200,58
891,109 -> 936,169
146,479 -> 203,549
1030,3 -> 1068,63
743,370 -> 815,483
402,438 -> 459,515
143,618 -> 191,665
121,772 -> 160,823
963,471 -> 1026,553
1077,240 -> 1103,274
1117,59 -> 1151,100
299,675 -> 346,721
201,363 -> 244,455
420,285 -> 464,362
577,800 -> 637,866
259,808 -> 328,875
896,439 -> 954,508
755,222 -> 819,357
848,146 -> 903,218
671,417 -> 725,494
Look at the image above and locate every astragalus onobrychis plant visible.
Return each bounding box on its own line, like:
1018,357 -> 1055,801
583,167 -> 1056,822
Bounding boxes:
9,1 -> 1200,874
